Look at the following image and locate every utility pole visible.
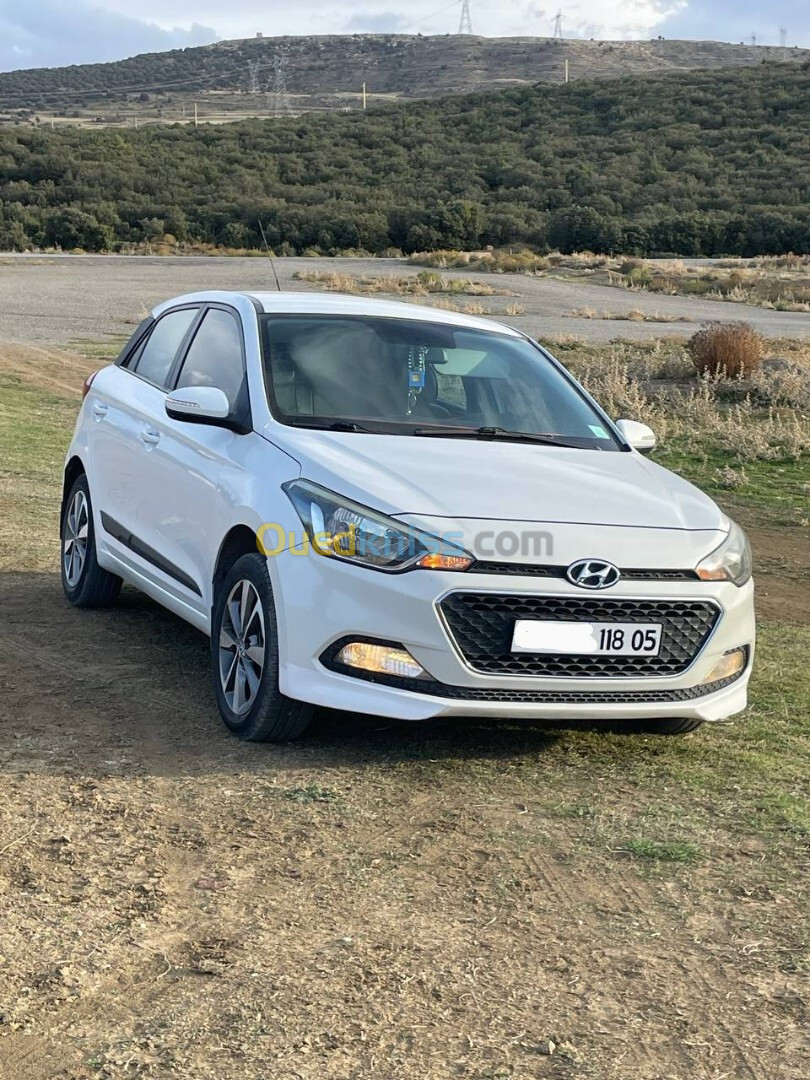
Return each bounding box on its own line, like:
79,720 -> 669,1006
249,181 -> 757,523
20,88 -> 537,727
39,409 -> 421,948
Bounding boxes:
271,48 -> 293,118
247,59 -> 261,94
458,0 -> 473,35
750,33 -> 757,46
554,11 -> 564,39
779,26 -> 788,46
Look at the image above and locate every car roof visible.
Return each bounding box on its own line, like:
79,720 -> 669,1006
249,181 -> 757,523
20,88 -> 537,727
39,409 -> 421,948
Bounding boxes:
151,290 -> 523,338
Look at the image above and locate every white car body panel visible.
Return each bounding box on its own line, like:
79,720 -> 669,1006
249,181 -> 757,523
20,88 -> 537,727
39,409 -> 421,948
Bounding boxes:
66,290 -> 756,726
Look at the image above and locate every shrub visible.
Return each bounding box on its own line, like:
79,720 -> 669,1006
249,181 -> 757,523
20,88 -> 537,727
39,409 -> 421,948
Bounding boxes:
687,323 -> 764,379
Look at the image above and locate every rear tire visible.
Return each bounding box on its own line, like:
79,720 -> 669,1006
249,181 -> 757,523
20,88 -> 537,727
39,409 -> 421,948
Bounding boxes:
211,553 -> 313,742
60,474 -> 122,608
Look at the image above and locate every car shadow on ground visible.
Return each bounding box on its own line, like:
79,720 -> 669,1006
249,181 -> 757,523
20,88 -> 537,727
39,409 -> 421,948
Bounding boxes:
0,572 -> 571,778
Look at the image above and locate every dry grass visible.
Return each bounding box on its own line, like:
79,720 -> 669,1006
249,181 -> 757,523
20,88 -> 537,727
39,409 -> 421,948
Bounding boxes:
560,337 -> 809,465
408,250 -> 810,311
618,257 -> 810,312
408,249 -> 619,275
569,307 -> 693,323
292,269 -> 511,298
687,322 -> 765,378
425,298 -> 491,315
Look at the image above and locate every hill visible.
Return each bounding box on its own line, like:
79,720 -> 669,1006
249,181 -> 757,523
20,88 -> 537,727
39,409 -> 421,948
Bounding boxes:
0,64 -> 808,257
1,34 -> 810,128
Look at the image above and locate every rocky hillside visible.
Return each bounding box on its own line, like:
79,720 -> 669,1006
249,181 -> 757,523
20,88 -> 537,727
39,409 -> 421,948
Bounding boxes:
2,35 -> 808,127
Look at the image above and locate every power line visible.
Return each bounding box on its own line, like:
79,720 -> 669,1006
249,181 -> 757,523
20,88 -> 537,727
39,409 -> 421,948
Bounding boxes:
554,11 -> 564,40
458,0 -> 473,35
247,59 -> 261,94
270,48 -> 293,119
779,26 -> 788,47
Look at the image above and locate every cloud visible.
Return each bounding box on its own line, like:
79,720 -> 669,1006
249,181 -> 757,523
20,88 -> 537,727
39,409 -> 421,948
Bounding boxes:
0,1 -> 217,72
660,1 -> 809,46
345,13 -> 409,33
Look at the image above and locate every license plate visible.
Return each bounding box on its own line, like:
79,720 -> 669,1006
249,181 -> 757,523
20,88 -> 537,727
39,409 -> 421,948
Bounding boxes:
511,621 -> 662,656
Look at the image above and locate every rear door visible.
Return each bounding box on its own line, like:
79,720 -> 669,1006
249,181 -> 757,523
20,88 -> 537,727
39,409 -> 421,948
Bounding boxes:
90,305 -> 201,576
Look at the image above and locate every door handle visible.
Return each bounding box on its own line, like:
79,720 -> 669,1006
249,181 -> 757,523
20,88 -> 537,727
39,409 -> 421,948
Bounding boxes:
140,427 -> 161,447
92,402 -> 108,420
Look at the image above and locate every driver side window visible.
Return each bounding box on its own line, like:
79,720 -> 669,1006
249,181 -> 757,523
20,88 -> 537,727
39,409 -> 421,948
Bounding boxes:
175,308 -> 246,410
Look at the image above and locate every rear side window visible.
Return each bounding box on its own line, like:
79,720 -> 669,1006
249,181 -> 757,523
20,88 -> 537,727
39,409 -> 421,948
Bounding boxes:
175,308 -> 245,409
133,308 -> 198,388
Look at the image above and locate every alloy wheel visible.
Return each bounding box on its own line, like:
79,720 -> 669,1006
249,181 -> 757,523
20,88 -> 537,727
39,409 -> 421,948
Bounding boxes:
63,489 -> 89,588
218,579 -> 266,716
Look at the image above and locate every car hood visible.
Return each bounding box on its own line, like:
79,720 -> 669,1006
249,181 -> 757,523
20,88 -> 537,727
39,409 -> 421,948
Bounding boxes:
265,428 -> 727,532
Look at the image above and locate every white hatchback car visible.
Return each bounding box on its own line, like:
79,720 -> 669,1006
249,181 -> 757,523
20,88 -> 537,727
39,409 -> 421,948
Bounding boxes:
62,291 -> 755,742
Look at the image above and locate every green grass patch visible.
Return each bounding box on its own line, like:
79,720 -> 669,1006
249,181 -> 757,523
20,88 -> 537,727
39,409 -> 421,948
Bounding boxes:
623,838 -> 703,863
0,373 -> 77,570
654,440 -> 809,525
69,336 -> 129,360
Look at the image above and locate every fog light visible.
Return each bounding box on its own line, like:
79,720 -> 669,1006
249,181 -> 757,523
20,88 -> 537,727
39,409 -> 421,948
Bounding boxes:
335,642 -> 426,679
701,648 -> 747,685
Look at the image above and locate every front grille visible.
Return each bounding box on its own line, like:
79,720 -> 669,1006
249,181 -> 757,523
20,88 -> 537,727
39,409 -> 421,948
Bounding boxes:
439,593 -> 720,677
469,562 -> 699,581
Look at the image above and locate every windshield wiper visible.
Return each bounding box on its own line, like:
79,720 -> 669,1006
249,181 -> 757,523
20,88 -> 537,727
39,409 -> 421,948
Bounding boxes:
287,419 -> 374,433
413,425 -> 587,448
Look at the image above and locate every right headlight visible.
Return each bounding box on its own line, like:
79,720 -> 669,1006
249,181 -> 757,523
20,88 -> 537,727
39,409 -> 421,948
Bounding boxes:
696,520 -> 752,587
281,480 -> 473,574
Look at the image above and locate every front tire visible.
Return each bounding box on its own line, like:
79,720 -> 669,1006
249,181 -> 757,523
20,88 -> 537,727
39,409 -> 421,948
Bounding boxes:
61,474 -> 122,608
211,553 -> 312,742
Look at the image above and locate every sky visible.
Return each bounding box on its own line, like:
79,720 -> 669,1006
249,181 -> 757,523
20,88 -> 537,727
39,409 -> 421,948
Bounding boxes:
0,1 -> 807,72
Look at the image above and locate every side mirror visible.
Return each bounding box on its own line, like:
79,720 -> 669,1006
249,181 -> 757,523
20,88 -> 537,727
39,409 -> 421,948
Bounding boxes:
166,386 -> 231,425
615,419 -> 656,455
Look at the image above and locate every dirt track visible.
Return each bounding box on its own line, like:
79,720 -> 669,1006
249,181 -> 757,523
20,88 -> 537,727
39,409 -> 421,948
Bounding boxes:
2,254 -> 809,347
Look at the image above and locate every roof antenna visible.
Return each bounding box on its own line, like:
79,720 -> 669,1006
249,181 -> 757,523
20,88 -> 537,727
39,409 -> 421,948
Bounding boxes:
258,219 -> 282,292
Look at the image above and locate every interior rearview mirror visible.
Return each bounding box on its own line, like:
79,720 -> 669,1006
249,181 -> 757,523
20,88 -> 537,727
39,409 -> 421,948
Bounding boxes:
165,386 -> 231,425
615,419 -> 656,455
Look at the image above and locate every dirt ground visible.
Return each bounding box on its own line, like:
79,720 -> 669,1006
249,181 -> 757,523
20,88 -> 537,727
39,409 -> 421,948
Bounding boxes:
1,569 -> 808,1080
1,338 -> 808,1079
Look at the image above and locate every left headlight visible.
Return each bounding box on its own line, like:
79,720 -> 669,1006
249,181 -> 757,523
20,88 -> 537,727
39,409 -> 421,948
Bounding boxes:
282,480 -> 473,573
696,519 -> 752,586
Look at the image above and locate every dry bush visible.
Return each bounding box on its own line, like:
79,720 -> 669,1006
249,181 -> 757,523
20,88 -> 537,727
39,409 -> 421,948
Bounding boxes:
687,323 -> 765,378
408,249 -> 550,274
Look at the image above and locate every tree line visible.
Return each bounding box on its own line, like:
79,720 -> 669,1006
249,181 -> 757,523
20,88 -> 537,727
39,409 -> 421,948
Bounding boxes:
1,64 -> 808,257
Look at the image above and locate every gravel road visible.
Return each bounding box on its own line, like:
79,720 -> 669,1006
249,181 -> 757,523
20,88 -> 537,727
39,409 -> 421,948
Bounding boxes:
1,254 -> 808,346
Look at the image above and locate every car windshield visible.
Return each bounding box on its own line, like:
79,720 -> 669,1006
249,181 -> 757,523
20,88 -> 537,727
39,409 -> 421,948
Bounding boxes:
260,315 -> 620,450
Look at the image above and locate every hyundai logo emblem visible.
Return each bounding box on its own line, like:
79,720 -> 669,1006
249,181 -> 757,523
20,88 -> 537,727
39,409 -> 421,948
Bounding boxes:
566,559 -> 621,590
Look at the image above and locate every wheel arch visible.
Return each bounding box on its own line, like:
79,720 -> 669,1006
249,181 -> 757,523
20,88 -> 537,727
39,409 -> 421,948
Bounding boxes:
212,525 -> 261,603
61,455 -> 87,531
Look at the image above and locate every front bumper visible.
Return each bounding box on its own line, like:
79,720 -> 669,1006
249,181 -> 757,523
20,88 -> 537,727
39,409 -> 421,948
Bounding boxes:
269,550 -> 755,723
